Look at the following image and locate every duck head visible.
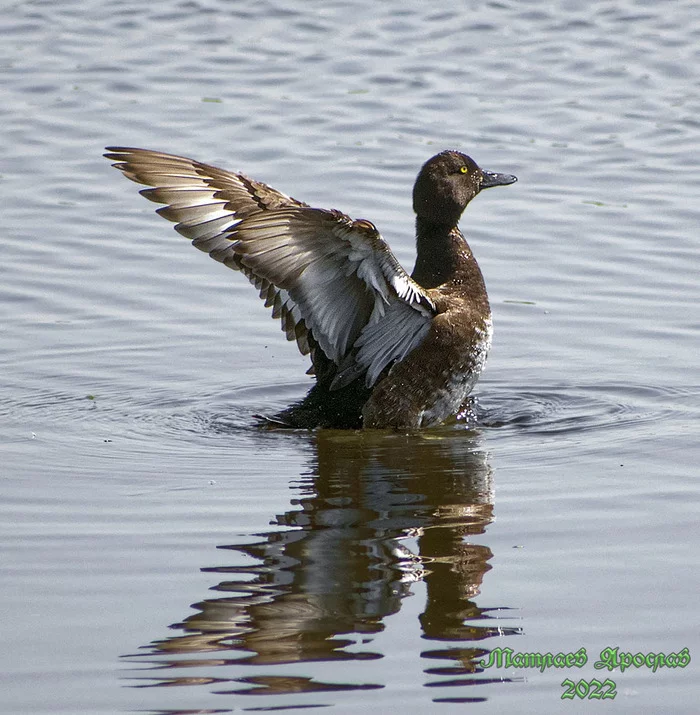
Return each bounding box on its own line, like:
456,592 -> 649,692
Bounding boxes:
412,150 -> 517,226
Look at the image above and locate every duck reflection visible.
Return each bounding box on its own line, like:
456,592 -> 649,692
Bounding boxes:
130,428 -> 519,697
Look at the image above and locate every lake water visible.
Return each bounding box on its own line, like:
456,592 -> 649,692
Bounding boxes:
2,0 -> 699,713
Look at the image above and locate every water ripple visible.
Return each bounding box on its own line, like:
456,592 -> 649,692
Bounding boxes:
477,382 -> 699,437
6,380 -> 697,448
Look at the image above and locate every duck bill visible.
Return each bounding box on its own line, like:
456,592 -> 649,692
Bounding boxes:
481,169 -> 517,189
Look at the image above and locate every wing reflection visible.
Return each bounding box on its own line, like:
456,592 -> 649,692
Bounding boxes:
126,429 -> 520,700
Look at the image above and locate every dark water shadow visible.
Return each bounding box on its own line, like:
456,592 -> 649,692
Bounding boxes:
122,428 -> 522,705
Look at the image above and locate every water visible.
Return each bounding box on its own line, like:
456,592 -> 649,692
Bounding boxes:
2,0 -> 699,712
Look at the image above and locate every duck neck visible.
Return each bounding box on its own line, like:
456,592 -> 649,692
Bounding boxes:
412,217 -> 483,289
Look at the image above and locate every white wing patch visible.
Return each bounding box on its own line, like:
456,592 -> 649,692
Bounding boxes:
227,209 -> 396,363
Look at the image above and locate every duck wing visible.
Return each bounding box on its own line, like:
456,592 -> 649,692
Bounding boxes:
105,147 -> 435,385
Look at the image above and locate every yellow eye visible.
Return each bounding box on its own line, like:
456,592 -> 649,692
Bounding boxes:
459,165 -> 468,174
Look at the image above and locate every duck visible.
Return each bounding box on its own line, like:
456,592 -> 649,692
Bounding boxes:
104,147 -> 516,429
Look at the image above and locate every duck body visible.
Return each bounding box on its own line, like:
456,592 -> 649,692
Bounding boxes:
105,148 -> 516,429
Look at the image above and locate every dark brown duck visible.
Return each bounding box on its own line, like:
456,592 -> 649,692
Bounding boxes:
104,148 -> 516,429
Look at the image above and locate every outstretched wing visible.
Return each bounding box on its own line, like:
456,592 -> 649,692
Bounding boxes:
105,147 -> 435,386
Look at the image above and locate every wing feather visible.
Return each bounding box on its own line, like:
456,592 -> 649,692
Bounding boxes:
331,301 -> 432,389
105,147 -> 435,382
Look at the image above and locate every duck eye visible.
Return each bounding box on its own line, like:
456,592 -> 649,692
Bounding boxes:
459,165 -> 468,174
